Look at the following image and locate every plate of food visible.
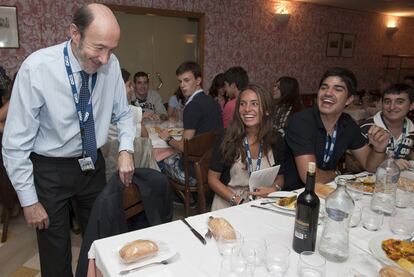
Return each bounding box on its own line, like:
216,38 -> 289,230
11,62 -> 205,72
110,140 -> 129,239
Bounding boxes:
368,234 -> 414,274
168,127 -> 184,137
335,173 -> 376,195
271,195 -> 297,211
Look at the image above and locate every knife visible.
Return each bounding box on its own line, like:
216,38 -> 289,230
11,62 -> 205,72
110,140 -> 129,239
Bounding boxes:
250,204 -> 295,217
181,218 -> 207,245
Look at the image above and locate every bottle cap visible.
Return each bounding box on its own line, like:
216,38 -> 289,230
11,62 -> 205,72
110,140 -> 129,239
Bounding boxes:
308,162 -> 316,173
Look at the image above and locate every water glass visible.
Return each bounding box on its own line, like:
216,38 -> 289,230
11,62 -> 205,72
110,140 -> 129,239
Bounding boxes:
297,251 -> 326,277
220,255 -> 248,277
217,231 -> 242,256
349,206 -> 362,228
362,206 -> 384,231
241,237 -> 266,266
396,187 -> 412,208
390,208 -> 414,236
265,244 -> 290,276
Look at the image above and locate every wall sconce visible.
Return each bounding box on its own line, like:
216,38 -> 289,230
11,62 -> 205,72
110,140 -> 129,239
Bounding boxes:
274,1 -> 290,25
386,18 -> 398,35
183,34 -> 196,44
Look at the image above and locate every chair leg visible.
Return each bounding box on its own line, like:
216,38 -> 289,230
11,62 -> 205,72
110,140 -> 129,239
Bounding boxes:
1,208 -> 11,243
197,191 -> 205,214
184,190 -> 190,217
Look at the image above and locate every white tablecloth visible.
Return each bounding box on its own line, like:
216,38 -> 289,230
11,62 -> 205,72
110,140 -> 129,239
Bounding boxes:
91,191 -> 400,277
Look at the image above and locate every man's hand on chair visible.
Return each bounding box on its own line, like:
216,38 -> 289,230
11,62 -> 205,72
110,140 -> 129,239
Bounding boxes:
118,150 -> 135,186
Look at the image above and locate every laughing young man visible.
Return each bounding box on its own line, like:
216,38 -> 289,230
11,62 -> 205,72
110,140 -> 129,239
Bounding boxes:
359,84 -> 414,170
284,67 -> 389,191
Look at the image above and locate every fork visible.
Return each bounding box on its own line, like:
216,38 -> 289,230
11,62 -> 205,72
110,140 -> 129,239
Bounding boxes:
119,253 -> 180,275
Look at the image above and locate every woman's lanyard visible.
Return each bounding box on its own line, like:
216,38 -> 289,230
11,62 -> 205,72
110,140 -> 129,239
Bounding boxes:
243,137 -> 263,177
322,124 -> 337,168
63,42 -> 97,155
380,113 -> 407,157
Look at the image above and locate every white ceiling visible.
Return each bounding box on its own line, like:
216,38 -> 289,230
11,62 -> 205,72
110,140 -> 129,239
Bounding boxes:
296,0 -> 414,18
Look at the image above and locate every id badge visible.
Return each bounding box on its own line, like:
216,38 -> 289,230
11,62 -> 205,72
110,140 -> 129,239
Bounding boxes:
78,157 -> 95,171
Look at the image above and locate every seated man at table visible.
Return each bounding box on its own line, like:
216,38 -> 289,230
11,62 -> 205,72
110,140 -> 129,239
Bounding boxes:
284,67 -> 390,191
158,61 -> 223,185
131,71 -> 168,120
349,84 -> 414,171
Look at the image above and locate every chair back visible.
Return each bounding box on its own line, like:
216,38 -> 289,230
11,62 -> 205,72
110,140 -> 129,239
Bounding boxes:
194,149 -> 213,214
123,183 -> 145,220
171,131 -> 218,216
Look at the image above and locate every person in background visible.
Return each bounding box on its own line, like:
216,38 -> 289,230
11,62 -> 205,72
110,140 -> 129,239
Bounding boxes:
158,61 -> 223,186
284,67 -> 389,191
271,76 -> 304,135
167,86 -> 185,120
208,84 -> 284,210
355,84 -> 414,170
131,71 -> 168,120
223,66 -> 249,128
0,72 -> 15,133
404,76 -> 414,88
209,73 -> 227,111
108,68 -> 148,139
2,4 -> 135,276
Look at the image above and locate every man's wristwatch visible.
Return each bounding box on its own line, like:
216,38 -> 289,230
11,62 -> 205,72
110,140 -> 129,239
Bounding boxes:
165,136 -> 173,144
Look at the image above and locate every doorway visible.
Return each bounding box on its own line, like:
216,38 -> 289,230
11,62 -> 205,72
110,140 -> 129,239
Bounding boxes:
108,5 -> 204,102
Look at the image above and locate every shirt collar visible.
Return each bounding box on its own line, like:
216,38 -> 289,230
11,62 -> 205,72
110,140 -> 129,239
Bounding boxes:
185,89 -> 203,106
313,105 -> 347,133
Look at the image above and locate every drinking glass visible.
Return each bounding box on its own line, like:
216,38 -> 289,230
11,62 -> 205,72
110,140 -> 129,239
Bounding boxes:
241,237 -> 266,266
396,187 -> 412,208
265,244 -> 290,276
390,208 -> 414,236
297,251 -> 326,277
362,206 -> 383,231
217,231 -> 242,256
220,255 -> 247,277
349,206 -> 362,228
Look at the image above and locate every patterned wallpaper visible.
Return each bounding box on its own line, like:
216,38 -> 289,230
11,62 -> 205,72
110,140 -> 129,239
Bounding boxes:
1,0 -> 413,94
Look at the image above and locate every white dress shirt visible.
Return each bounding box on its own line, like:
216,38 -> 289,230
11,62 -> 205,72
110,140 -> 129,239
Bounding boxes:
2,40 -> 135,207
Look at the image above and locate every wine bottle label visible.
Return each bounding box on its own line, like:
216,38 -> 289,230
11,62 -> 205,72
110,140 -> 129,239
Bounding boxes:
294,219 -> 309,240
326,208 -> 349,221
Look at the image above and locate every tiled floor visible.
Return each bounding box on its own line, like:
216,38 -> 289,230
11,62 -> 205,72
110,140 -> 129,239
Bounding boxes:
0,203 -> 186,277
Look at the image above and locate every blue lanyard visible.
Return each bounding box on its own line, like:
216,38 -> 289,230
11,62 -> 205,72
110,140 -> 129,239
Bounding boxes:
63,42 -> 97,155
63,43 -> 97,129
322,124 -> 337,168
380,113 -> 407,157
243,137 -> 263,177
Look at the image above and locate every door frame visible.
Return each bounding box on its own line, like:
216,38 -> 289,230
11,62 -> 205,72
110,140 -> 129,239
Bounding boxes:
107,5 -> 205,74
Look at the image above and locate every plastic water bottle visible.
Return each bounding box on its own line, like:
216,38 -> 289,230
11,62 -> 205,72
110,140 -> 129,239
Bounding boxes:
318,178 -> 354,262
371,150 -> 400,216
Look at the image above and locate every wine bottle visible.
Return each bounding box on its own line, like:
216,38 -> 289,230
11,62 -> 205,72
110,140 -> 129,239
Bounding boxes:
292,162 -> 320,253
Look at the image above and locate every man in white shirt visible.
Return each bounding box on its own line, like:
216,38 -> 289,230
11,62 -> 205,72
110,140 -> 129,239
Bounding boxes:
2,4 -> 135,276
131,71 -> 168,120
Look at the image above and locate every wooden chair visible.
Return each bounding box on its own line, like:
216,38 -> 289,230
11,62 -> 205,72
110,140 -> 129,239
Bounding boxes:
122,183 -> 145,220
169,131 -> 218,217
194,149 -> 214,214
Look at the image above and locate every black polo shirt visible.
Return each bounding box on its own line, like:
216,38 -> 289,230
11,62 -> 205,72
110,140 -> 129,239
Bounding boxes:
284,106 -> 366,191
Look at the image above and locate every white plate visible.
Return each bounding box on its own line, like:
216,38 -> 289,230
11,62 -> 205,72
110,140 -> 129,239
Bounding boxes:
267,191 -> 297,198
335,173 -> 375,195
270,201 -> 296,212
117,240 -> 175,268
368,233 -> 410,268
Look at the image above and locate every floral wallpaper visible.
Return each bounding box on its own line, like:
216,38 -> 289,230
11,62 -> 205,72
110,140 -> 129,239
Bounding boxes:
1,0 -> 413,94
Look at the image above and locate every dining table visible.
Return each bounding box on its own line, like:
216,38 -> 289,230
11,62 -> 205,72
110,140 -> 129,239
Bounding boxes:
88,176 -> 413,277
144,119 -> 183,162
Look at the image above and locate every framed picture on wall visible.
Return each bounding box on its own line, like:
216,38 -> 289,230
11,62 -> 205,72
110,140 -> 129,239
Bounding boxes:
326,32 -> 342,57
0,6 -> 19,48
341,33 -> 355,58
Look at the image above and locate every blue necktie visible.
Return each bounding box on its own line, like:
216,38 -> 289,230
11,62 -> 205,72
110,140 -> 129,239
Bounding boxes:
79,71 -> 97,163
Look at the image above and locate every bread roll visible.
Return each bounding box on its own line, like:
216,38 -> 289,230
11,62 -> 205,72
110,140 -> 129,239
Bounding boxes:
119,239 -> 159,263
379,265 -> 414,277
208,217 -> 236,240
